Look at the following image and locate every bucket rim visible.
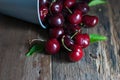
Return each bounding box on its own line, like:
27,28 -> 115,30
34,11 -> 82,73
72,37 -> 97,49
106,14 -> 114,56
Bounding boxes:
37,0 -> 46,29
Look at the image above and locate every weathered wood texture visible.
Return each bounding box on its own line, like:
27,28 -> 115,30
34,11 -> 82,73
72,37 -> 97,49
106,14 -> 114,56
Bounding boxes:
0,0 -> 120,80
52,0 -> 120,80
0,15 -> 51,80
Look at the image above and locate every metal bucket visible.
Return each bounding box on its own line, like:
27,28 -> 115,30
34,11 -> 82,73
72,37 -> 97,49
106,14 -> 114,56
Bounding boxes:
0,0 -> 46,29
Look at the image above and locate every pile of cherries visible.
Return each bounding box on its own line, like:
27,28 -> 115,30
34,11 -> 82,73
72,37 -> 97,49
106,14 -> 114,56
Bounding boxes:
39,0 -> 99,62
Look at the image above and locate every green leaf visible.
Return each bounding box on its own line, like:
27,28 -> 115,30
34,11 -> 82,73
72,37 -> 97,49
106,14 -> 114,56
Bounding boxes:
90,34 -> 107,43
88,0 -> 106,6
26,44 -> 44,56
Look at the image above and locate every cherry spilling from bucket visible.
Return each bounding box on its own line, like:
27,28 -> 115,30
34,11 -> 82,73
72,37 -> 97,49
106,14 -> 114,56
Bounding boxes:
26,0 -> 107,62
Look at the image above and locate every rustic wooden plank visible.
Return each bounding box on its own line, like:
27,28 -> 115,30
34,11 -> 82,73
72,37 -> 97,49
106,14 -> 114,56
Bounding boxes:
52,0 -> 120,80
0,14 -> 52,80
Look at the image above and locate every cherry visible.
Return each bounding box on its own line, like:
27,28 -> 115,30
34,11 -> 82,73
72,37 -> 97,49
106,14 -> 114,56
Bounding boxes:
49,27 -> 64,39
50,2 -> 63,14
49,13 -> 64,27
28,0 -> 103,62
74,33 -> 90,48
64,0 -> 76,8
39,5 -> 48,21
63,35 -> 74,48
73,2 -> 89,14
39,0 -> 51,7
70,44 -> 82,52
82,15 -> 98,27
69,45 -> 83,61
65,24 -> 81,35
39,0 -> 48,5
68,9 -> 82,25
45,38 -> 60,54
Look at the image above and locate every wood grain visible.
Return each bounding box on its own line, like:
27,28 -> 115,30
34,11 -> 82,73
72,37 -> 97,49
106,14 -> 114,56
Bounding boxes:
52,0 -> 120,80
0,15 -> 52,80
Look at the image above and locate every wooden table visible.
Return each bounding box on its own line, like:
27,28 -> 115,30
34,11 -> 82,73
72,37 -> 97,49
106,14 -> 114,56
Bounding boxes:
0,0 -> 120,80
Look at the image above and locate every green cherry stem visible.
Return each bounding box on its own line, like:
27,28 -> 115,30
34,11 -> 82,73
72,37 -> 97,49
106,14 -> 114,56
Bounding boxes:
90,34 -> 107,43
71,31 -> 79,39
65,6 -> 73,14
61,35 -> 72,52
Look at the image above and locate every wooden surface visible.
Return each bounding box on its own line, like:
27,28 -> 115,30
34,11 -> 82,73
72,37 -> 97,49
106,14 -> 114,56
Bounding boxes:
0,0 -> 120,80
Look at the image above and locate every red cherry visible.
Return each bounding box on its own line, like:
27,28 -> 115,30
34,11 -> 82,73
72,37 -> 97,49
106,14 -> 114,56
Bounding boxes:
39,5 -> 48,21
74,33 -> 90,48
68,9 -> 82,25
39,0 -> 49,6
45,38 -> 60,54
50,2 -> 63,14
69,45 -> 83,61
49,13 -> 64,27
63,35 -> 74,48
82,15 -> 99,27
73,2 -> 89,14
65,24 -> 81,35
70,44 -> 82,52
49,27 -> 64,39
64,0 -> 76,8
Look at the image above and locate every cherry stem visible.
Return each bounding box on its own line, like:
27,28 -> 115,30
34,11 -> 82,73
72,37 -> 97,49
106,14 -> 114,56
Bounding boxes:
65,6 -> 72,14
71,31 -> 79,39
61,35 -> 72,52
29,39 -> 45,45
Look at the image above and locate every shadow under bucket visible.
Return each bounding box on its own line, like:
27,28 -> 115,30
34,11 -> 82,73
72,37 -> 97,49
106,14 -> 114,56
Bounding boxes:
0,0 -> 46,29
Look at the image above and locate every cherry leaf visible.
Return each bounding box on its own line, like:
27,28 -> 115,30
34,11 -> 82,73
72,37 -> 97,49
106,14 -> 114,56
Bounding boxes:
26,44 -> 44,56
90,34 -> 107,43
88,0 -> 106,6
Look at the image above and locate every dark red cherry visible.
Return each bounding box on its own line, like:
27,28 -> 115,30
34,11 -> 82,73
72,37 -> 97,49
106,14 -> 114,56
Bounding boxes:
70,44 -> 82,52
69,45 -> 83,61
50,2 -> 63,14
39,0 -> 49,6
64,0 -> 76,8
74,33 -> 90,48
65,24 -> 81,35
70,25 -> 81,33
49,13 -> 64,27
45,38 -> 60,54
49,27 -> 64,39
73,2 -> 89,14
63,35 -> 74,48
82,15 -> 98,27
39,5 -> 48,21
68,9 -> 82,25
